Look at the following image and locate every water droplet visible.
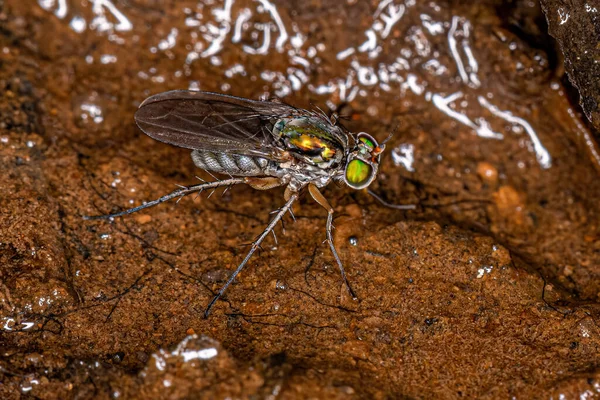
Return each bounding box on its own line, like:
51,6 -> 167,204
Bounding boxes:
112,352 -> 125,363
152,354 -> 166,371
275,280 -> 287,290
20,375 -> 39,393
173,335 -> 220,362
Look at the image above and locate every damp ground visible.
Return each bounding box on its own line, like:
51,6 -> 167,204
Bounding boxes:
1,0 -> 599,398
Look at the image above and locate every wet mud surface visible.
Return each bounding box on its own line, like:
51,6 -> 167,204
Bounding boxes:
1,0 -> 600,398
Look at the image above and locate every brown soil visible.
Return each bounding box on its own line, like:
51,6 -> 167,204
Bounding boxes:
1,0 -> 599,398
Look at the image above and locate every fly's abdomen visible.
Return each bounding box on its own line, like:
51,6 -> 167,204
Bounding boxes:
191,150 -> 269,176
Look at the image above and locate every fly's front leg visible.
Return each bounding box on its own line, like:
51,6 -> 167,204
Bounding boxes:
84,177 -> 246,220
308,183 -> 358,300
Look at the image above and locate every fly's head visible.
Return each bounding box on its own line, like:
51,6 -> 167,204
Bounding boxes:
343,132 -> 385,190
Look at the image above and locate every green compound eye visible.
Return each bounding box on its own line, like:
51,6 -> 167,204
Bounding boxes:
345,159 -> 372,188
359,136 -> 375,149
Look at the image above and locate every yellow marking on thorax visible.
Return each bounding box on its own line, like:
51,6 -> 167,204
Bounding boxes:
289,134 -> 337,160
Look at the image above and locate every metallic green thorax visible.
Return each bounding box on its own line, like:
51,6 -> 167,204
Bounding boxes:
273,117 -> 346,167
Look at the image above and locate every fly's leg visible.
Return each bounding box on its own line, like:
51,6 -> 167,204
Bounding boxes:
204,192 -> 299,317
245,176 -> 283,191
308,183 -> 358,300
367,189 -> 416,210
84,177 -> 246,220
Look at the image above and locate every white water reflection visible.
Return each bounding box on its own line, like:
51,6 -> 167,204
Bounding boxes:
69,15 -> 86,33
38,0 -> 132,32
478,97 -> 552,168
448,16 -> 480,88
392,143 -> 415,172
432,92 -> 502,140
39,0 -> 67,18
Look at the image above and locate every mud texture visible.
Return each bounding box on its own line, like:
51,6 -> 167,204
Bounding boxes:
1,0 -> 600,399
540,0 -> 600,135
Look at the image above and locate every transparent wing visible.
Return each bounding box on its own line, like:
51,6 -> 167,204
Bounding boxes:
134,90 -> 302,158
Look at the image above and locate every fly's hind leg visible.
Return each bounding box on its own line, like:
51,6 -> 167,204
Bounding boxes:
204,189 -> 298,317
84,177 -> 247,220
308,183 -> 358,300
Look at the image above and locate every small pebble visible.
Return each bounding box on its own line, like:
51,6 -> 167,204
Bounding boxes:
135,214 -> 152,224
476,162 -> 499,186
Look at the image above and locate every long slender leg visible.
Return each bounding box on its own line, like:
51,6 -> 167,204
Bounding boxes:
84,177 -> 246,220
204,192 -> 299,317
367,189 -> 416,210
308,184 -> 358,300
